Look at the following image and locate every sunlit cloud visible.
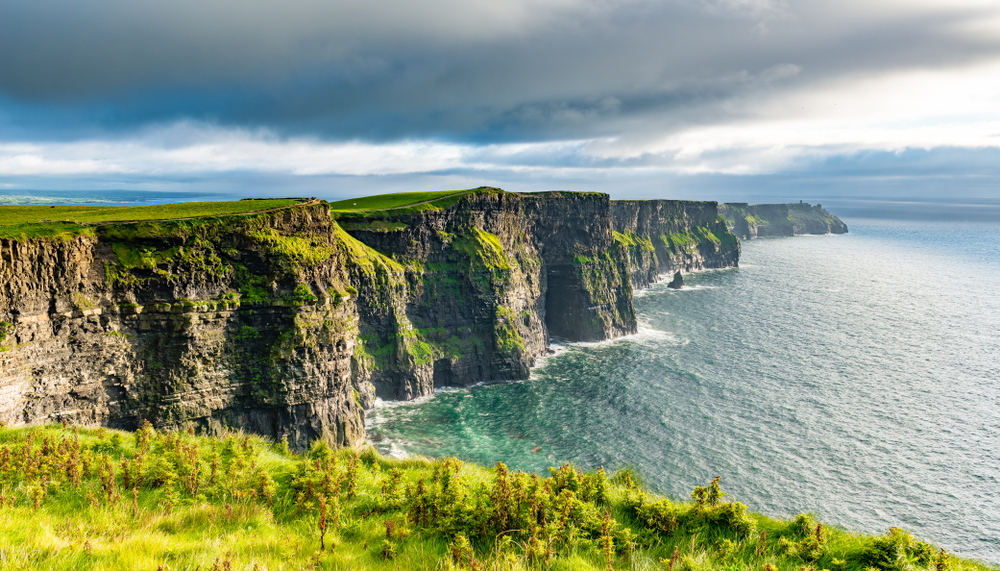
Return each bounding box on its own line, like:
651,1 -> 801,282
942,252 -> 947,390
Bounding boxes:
1,0 -> 1000,194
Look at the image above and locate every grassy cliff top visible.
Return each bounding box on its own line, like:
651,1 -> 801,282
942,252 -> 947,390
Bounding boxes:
328,187 -> 506,220
0,199 -> 304,240
327,189 -> 481,211
0,424 -> 989,571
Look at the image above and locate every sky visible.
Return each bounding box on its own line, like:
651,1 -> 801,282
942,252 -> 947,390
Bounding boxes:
2,0 -> 1000,202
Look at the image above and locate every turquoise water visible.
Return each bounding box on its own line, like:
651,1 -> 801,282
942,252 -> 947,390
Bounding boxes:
368,218 -> 1000,563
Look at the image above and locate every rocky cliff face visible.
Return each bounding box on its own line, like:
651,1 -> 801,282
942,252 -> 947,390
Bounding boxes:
0,204 -> 367,450
5,191 -> 817,447
0,190 -> 642,448
719,202 -> 848,239
610,200 -> 740,289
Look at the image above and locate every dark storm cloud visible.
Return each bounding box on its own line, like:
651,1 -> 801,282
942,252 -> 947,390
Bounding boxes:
1,0 -> 999,142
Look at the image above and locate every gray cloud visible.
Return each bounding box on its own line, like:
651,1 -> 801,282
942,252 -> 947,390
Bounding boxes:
1,0 -> 999,143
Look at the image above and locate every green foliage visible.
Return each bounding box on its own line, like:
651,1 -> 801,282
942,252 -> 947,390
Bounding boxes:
287,284 -> 318,305
862,528 -> 935,571
660,225 -> 739,254
692,476 -> 723,507
0,425 -> 988,571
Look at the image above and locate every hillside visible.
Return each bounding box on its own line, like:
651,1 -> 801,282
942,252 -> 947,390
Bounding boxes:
0,423 -> 988,571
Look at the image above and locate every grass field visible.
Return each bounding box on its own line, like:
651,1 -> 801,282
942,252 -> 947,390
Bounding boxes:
0,424 -> 990,571
0,199 -> 302,240
327,189 -> 484,212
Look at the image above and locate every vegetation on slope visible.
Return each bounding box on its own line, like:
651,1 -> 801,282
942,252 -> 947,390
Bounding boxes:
0,424 -> 987,571
328,189 -> 482,212
0,199 -> 302,240
329,187 -> 502,220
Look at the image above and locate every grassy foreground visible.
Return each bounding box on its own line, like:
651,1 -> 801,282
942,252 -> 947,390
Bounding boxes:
0,199 -> 301,240
0,425 -> 990,571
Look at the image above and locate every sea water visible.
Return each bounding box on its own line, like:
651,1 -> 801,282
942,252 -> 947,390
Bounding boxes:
368,218 -> 1000,563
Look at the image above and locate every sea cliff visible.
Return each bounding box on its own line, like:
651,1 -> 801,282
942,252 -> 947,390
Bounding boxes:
0,189 -> 745,449
719,201 -> 848,239
611,200 -> 740,289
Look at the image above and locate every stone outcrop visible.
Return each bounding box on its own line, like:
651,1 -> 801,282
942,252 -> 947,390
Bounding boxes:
718,202 -> 848,239
667,272 -> 684,289
610,200 -> 740,289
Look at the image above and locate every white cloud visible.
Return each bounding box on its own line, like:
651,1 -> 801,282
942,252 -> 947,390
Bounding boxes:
4,48 -> 1000,185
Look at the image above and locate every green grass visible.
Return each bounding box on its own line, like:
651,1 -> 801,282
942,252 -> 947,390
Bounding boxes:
0,424 -> 992,571
327,189 -> 484,212
0,199 -> 302,240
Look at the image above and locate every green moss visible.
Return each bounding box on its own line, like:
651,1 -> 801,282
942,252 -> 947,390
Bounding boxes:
452,228 -> 510,271
335,224 -> 405,275
234,325 -> 260,340
494,306 -> 526,355
103,262 -> 148,288
612,230 -> 655,252
660,226 -> 731,253
249,228 -> 333,265
102,331 -> 133,339
112,243 -> 179,270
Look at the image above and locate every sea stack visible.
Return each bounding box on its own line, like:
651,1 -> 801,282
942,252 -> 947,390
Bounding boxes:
667,271 -> 684,289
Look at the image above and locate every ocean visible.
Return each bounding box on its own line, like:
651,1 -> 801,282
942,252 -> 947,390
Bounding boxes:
368,216 -> 1000,564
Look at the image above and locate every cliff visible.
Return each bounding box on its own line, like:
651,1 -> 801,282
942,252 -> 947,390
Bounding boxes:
610,200 -> 740,289
718,202 -> 848,239
0,190 -> 639,448
0,190 -> 766,448
0,203 -> 368,450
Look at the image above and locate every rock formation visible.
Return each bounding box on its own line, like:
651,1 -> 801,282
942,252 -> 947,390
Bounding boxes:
718,202 -> 848,239
667,272 -> 684,289
610,200 -> 740,289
